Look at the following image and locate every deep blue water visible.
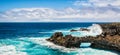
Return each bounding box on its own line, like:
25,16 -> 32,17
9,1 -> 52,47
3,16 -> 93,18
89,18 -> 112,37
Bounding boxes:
0,22 -> 94,38
0,22 -> 119,55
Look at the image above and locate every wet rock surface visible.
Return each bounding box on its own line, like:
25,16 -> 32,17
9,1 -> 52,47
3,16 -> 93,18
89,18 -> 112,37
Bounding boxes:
70,28 -> 90,32
46,23 -> 120,52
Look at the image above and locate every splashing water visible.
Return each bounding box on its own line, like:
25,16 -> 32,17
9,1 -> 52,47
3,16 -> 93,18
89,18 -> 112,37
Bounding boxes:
87,24 -> 103,36
38,24 -> 103,37
70,24 -> 103,37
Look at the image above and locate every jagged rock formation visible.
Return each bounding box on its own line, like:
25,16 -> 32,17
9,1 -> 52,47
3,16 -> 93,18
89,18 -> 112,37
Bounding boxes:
90,35 -> 120,52
100,23 -> 120,36
46,23 -> 120,52
46,32 -> 81,48
70,28 -> 90,32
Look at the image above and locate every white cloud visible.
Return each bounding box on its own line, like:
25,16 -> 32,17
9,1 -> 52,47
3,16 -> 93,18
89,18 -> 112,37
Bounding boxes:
74,0 -> 120,7
0,7 -> 120,22
0,0 -> 120,22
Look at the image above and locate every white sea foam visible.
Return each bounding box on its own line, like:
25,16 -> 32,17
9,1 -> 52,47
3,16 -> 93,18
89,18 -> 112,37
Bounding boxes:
87,24 -> 103,36
38,32 -> 53,33
50,24 -> 103,37
26,37 -> 77,53
76,48 -> 118,55
20,37 -> 118,55
0,37 -> 112,55
0,45 -> 27,55
53,30 -> 70,33
70,24 -> 103,37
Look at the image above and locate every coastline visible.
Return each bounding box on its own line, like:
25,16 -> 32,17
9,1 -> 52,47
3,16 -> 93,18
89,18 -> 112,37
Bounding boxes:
47,23 -> 120,52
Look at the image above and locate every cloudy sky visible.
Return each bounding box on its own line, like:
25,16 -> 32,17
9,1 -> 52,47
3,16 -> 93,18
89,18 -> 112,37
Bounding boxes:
0,0 -> 120,22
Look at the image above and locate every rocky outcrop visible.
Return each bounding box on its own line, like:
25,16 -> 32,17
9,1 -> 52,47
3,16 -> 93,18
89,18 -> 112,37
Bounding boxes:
46,23 -> 120,52
91,35 -> 120,52
70,28 -> 90,32
79,28 -> 90,31
47,32 -> 97,48
47,32 -> 81,48
100,23 -> 120,36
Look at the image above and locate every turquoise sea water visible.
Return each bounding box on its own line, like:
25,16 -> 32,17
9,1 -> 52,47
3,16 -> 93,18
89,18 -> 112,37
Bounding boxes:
0,22 -> 119,55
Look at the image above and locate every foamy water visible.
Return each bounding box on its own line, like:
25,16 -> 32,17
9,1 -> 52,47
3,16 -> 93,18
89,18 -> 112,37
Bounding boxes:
0,45 -> 27,55
87,24 -> 103,36
0,37 -> 118,55
50,24 -> 103,37
28,37 -> 118,55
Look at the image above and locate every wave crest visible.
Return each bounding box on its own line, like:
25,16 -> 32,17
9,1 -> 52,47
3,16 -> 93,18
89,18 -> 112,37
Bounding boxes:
0,45 -> 27,55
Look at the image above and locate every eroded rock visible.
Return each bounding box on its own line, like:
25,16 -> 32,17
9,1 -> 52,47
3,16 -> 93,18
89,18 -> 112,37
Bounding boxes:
46,23 -> 120,52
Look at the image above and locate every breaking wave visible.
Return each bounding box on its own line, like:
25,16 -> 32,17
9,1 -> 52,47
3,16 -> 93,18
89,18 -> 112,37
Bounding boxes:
0,45 -> 27,55
20,37 -> 119,55
0,37 -> 118,55
70,24 -> 103,37
42,24 -> 103,37
88,24 -> 103,36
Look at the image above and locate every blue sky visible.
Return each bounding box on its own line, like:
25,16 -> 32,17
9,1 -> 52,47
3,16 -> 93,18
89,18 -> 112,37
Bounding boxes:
0,0 -> 74,12
0,0 -> 120,22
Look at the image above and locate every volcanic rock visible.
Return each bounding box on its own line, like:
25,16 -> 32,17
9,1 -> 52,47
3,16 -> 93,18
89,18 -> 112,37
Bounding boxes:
79,28 -> 90,31
46,23 -> 120,52
70,29 -> 78,32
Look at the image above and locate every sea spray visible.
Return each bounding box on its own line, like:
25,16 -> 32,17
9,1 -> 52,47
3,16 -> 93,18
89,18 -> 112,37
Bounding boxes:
70,24 -> 103,37
43,24 -> 103,37
87,24 -> 103,36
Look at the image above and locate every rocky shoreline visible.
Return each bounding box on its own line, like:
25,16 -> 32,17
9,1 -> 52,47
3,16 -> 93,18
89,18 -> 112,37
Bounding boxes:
46,23 -> 120,52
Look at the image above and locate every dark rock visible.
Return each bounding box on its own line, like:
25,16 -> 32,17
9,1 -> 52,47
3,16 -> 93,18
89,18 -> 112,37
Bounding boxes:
47,32 -> 82,48
99,23 -> 120,36
51,32 -> 63,37
70,29 -> 78,32
79,28 -> 90,31
70,28 -> 90,32
46,23 -> 120,52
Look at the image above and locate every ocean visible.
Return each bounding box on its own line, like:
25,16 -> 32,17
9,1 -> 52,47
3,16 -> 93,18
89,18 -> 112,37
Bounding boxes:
0,22 -> 119,55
